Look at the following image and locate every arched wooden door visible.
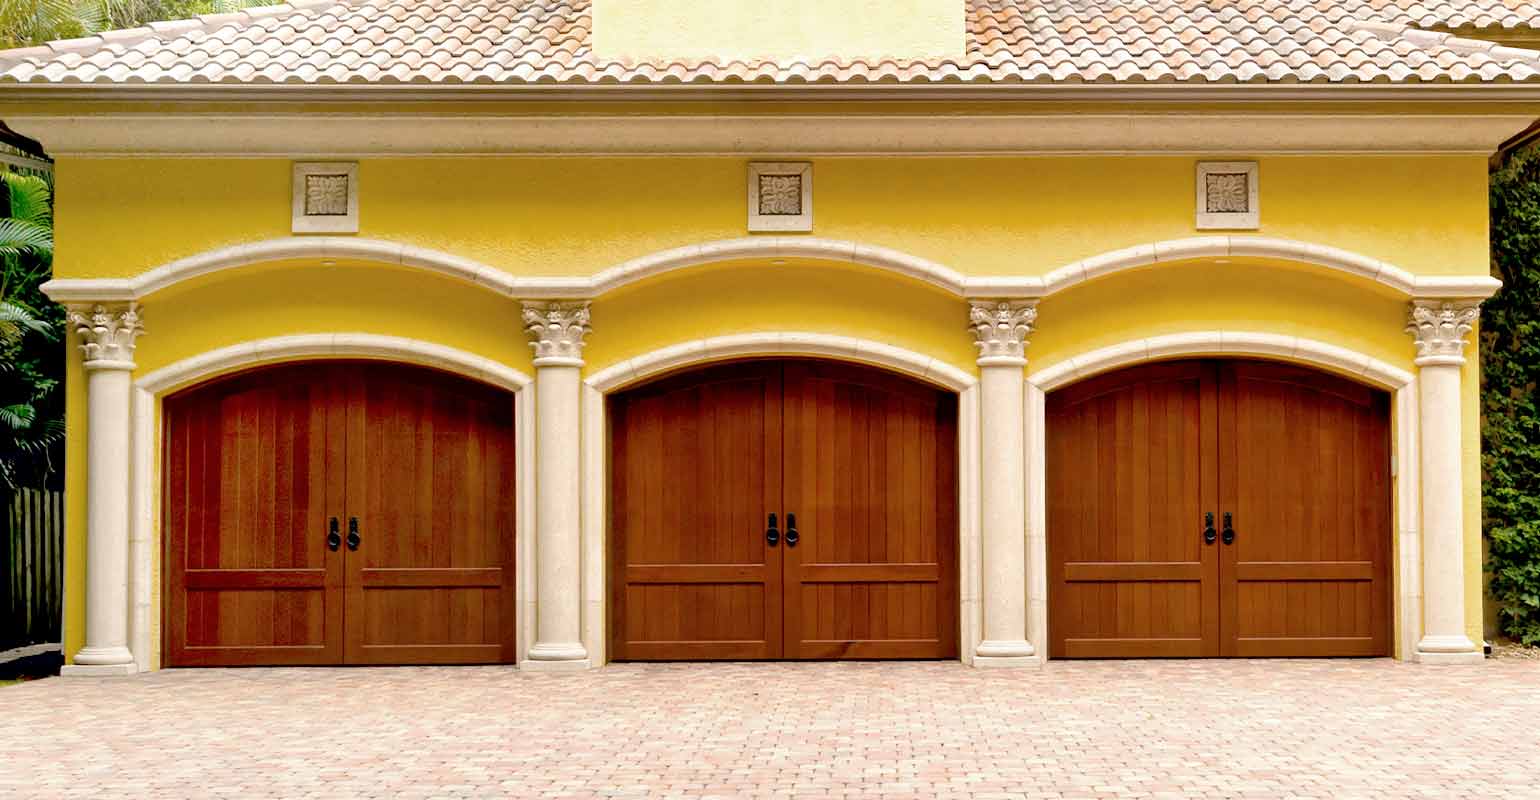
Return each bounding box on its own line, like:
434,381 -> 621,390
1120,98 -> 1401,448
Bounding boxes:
1046,359 -> 1391,658
609,359 -> 959,660
163,361 -> 517,666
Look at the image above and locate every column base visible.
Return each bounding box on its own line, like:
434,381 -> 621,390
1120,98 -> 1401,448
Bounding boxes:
1415,634 -> 1484,665
520,658 -> 593,672
972,654 -> 1043,669
523,641 -> 591,671
69,645 -> 136,667
974,639 -> 1037,666
60,662 -> 137,677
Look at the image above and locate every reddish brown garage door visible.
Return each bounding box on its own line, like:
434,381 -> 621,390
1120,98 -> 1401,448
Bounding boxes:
1047,360 -> 1391,658
609,360 -> 959,660
163,361 -> 517,666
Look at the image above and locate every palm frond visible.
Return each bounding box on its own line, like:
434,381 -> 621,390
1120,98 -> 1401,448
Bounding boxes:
0,404 -> 36,431
0,218 -> 52,258
0,300 -> 51,336
1,173 -> 52,227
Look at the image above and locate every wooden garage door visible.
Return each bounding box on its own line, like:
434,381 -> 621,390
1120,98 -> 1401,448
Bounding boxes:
163,361 -> 516,667
609,360 -> 958,660
1047,360 -> 1390,659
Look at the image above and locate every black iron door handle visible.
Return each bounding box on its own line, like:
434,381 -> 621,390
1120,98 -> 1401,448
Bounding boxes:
766,513 -> 779,546
346,517 -> 361,551
1202,512 -> 1216,545
1221,512 -> 1235,545
326,517 -> 341,552
784,513 -> 799,547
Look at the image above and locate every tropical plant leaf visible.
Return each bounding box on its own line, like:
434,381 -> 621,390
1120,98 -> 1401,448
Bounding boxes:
0,218 -> 52,257
0,403 -> 36,430
1,173 -> 52,227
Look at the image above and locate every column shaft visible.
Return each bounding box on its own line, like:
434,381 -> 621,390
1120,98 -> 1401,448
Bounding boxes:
522,301 -> 592,670
1407,300 -> 1482,665
62,304 -> 143,676
970,300 -> 1038,667
529,363 -> 587,663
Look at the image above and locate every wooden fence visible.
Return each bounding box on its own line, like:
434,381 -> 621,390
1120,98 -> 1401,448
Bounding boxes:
2,487 -> 64,652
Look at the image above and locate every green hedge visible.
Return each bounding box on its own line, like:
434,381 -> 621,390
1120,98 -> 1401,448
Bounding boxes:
1484,143 -> 1540,646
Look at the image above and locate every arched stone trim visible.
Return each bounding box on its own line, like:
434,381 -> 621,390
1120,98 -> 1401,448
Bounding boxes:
586,332 -> 975,393
127,334 -> 536,672
137,332 -> 533,394
1028,331 -> 1413,392
39,235 -> 1499,304
579,333 -> 982,666
1023,331 -> 1421,662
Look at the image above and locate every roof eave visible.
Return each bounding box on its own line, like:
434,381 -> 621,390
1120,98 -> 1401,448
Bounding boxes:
5,80 -> 1540,104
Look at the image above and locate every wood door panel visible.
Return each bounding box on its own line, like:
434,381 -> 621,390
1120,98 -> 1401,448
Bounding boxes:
1047,361 -> 1218,658
163,363 -> 345,666
609,361 -> 783,660
165,360 -> 517,667
782,362 -> 958,659
344,363 -> 517,665
1047,359 -> 1391,660
1220,361 -> 1390,657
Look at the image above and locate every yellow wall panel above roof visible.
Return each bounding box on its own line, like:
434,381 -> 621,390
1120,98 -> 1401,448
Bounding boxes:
591,0 -> 964,63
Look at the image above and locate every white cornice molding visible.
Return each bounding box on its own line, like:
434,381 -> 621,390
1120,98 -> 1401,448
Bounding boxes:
585,332 -> 975,392
39,234 -> 1502,306
6,113 -> 1535,157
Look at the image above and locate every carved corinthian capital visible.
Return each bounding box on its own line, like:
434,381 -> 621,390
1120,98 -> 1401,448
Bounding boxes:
969,300 -> 1037,365
66,303 -> 144,367
522,301 -> 591,365
1407,300 -> 1480,366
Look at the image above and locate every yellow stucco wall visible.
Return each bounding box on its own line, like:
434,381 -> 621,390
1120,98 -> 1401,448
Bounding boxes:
54,156 -> 1489,281
53,154 -> 1492,662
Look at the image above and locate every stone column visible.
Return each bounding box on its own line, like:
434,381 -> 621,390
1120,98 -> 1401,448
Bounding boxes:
61,304 -> 144,676
1406,299 -> 1483,664
522,301 -> 592,670
970,300 -> 1038,667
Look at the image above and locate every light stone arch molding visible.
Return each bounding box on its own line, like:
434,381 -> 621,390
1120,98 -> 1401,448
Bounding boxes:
127,333 -> 537,673
1022,331 -> 1421,663
579,333 -> 983,667
40,235 -> 1499,304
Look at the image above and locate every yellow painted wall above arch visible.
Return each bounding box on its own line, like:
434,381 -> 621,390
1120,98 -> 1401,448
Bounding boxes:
584,259 -> 976,377
1028,261 -> 1413,375
54,155 -> 1490,284
136,261 -> 537,378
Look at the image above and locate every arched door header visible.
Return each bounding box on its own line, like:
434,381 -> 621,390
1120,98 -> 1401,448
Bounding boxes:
41,235 -> 1498,304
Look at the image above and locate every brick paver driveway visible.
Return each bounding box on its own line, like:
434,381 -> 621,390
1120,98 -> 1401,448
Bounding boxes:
4,659 -> 1538,799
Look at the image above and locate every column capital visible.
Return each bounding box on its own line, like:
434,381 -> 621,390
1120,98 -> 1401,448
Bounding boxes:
522,300 -> 591,367
66,303 -> 143,369
969,299 -> 1037,366
1407,299 -> 1480,367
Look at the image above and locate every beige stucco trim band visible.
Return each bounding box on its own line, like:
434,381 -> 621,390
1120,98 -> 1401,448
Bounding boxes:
42,235 -> 1502,305
1026,331 -> 1420,661
10,112 -> 1536,157
128,333 -> 535,672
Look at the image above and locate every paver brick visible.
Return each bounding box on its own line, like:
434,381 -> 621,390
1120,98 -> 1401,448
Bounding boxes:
0,659 -> 1537,798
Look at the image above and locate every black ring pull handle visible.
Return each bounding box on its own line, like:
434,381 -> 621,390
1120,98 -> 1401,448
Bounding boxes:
766,513 -> 780,547
326,517 -> 342,552
346,517 -> 361,551
1202,512 -> 1217,545
1221,512 -> 1235,545
785,513 -> 799,548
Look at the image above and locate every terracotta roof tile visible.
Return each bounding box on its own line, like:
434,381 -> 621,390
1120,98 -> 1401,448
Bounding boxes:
0,0 -> 1537,86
